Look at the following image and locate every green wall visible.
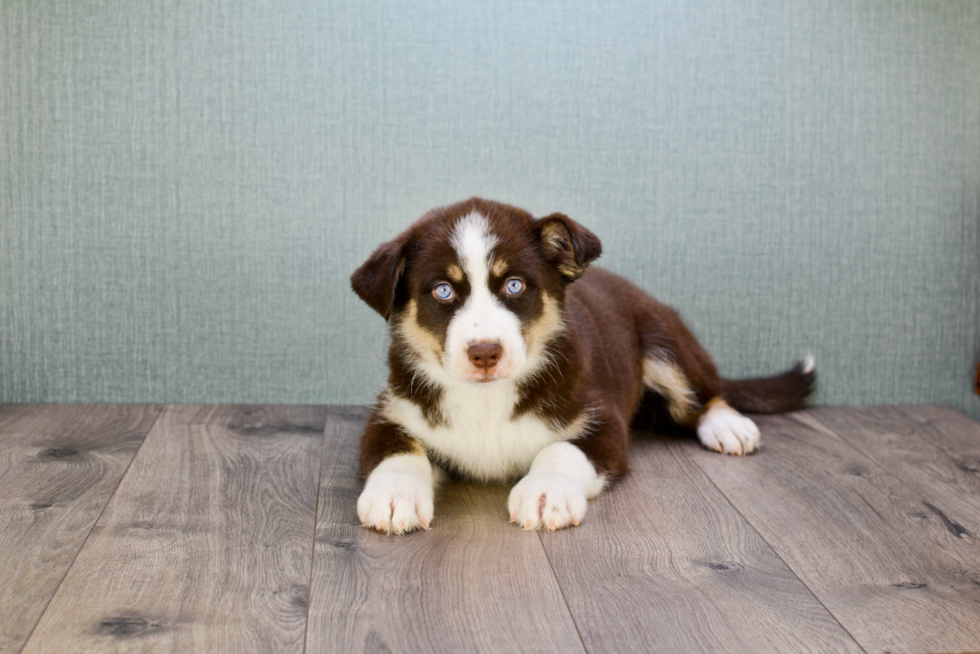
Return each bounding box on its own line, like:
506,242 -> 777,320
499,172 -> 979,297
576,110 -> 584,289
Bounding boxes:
2,1 -> 978,418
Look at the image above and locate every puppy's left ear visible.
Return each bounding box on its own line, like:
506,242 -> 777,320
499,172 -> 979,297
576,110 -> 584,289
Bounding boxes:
350,234 -> 410,320
535,213 -> 602,281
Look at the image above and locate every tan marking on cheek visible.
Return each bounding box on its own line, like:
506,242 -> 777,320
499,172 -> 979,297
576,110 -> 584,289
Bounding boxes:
398,300 -> 444,359
446,264 -> 464,283
642,357 -> 698,424
492,257 -> 508,277
524,293 -> 564,352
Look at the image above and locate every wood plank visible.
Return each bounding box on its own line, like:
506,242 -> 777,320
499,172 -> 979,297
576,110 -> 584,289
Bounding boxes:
306,406 -> 587,654
691,410 -> 980,654
539,432 -> 863,654
0,404 -> 161,654
803,406 -> 980,559
893,404 -> 980,468
21,405 -> 326,654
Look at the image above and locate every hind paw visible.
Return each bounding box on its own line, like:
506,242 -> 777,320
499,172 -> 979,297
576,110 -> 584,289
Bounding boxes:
698,401 -> 760,455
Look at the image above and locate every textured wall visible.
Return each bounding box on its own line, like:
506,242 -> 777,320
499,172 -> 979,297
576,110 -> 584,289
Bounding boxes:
1,0 -> 978,418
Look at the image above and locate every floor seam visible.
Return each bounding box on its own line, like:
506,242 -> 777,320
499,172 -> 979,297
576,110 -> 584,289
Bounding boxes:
17,404 -> 165,653
686,441 -> 869,654
536,530 -> 592,654
302,406 -> 329,654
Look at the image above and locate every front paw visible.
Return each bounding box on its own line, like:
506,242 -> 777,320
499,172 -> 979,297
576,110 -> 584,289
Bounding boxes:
357,470 -> 434,535
508,472 -> 588,531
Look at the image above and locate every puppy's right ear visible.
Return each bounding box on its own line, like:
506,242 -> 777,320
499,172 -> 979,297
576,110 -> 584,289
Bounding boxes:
351,235 -> 410,320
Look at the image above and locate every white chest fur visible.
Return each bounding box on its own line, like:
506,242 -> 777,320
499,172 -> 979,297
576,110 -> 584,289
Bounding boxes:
382,381 -> 566,482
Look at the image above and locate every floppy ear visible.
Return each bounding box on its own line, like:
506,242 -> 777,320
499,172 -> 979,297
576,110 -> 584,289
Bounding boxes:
535,213 -> 602,281
350,235 -> 410,320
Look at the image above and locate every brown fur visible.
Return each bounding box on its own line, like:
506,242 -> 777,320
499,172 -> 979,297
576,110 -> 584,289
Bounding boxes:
351,198 -> 815,481
359,412 -> 425,473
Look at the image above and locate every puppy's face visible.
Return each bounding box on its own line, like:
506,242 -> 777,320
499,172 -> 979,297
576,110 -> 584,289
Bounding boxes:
352,199 -> 601,385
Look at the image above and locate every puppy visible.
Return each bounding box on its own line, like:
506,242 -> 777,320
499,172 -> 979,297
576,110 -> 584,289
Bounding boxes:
351,198 -> 814,534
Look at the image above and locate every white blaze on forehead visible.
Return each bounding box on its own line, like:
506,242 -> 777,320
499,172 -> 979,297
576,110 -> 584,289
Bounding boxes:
444,211 -> 527,381
451,212 -> 498,286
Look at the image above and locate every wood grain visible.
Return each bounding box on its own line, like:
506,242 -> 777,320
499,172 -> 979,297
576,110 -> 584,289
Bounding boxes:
894,404 -> 980,468
539,432 -> 863,654
692,411 -> 980,654
306,406 -> 587,654
21,405 -> 326,654
803,405 -> 980,561
0,404 -> 161,654
6,404 -> 979,653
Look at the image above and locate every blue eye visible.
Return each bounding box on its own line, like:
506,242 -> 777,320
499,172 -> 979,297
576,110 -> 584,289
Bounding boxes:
505,278 -> 524,295
433,283 -> 454,301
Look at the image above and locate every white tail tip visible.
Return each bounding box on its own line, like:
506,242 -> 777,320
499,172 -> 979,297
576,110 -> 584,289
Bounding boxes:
802,354 -> 816,375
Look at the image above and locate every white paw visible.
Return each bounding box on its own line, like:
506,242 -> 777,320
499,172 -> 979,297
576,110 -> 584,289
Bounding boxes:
698,405 -> 761,455
357,462 -> 434,535
508,472 -> 588,531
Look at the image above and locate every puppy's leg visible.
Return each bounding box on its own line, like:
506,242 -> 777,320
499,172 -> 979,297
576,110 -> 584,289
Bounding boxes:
508,410 -> 628,531
508,442 -> 604,531
357,413 -> 435,535
640,309 -> 760,455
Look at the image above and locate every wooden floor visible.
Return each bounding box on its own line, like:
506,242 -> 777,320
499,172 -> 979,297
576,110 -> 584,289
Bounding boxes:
1,405 -> 979,653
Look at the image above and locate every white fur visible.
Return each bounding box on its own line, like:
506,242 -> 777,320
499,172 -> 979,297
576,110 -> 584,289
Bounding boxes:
508,442 -> 606,530
697,402 -> 761,455
357,453 -> 435,534
382,386 -> 594,482
803,353 -> 816,374
443,213 -> 527,382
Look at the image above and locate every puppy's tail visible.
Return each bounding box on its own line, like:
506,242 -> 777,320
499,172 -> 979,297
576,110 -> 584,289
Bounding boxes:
720,354 -> 816,414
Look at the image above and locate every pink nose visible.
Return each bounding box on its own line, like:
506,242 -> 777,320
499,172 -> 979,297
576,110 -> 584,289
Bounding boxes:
468,342 -> 502,370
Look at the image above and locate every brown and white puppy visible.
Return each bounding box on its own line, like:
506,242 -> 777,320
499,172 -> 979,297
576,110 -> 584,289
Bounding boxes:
351,198 -> 814,534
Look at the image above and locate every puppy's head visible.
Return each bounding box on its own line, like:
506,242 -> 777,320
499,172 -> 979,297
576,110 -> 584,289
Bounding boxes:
351,198 -> 601,384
